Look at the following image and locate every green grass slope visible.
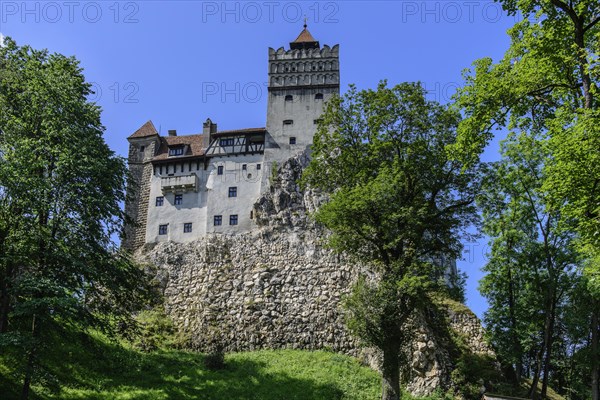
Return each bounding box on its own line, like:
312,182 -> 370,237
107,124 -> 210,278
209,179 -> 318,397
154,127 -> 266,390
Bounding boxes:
0,330 -> 381,400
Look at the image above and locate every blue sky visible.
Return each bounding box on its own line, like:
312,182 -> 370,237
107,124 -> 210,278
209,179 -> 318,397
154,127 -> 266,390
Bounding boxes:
1,0 -> 518,318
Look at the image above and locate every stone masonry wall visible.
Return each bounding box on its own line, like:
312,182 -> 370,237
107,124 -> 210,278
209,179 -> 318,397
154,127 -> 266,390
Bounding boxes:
124,140 -> 156,250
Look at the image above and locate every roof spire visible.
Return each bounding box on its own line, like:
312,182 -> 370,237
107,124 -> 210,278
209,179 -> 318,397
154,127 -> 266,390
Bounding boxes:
290,20 -> 320,50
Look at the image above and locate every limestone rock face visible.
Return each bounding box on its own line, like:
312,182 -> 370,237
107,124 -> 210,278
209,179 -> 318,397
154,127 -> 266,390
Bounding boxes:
136,152 -> 496,396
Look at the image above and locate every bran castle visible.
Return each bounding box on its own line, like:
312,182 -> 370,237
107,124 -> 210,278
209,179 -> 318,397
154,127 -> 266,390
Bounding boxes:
123,25 -> 339,250
122,26 -> 495,396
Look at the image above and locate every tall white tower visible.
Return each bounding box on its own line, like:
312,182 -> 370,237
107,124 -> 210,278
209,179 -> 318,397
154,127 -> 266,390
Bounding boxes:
264,24 -> 340,167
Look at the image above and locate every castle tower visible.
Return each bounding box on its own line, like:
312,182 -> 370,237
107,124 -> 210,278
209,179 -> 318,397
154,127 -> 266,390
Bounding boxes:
123,120 -> 160,251
264,24 -> 340,166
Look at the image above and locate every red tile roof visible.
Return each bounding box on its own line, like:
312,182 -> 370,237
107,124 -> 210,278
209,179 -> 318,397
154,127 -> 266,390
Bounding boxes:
152,134 -> 207,161
292,28 -> 317,43
143,126 -> 266,162
128,120 -> 158,138
211,127 -> 266,137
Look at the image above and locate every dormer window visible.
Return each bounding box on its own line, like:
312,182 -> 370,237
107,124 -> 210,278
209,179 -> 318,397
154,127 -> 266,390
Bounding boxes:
219,138 -> 235,147
169,146 -> 184,156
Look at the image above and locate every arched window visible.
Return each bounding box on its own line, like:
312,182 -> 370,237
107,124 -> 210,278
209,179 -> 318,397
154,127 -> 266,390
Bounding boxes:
285,95 -> 293,102
315,93 -> 324,100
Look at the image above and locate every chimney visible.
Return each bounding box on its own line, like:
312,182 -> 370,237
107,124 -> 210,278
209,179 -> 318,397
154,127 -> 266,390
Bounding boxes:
203,118 -> 217,135
168,129 -> 177,136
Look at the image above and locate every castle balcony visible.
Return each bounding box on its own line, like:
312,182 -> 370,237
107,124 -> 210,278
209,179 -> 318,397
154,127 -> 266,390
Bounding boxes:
161,174 -> 198,193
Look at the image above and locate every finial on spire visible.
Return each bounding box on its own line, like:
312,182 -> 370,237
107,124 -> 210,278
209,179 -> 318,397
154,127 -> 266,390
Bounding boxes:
303,16 -> 307,29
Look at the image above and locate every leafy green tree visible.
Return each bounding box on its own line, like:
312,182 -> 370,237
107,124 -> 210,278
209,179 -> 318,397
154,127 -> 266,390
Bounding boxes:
478,132 -> 580,398
302,81 -> 481,400
0,38 -> 151,399
452,1 -> 599,398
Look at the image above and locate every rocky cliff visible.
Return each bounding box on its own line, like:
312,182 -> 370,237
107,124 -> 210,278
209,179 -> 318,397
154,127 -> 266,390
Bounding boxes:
136,153 -> 498,397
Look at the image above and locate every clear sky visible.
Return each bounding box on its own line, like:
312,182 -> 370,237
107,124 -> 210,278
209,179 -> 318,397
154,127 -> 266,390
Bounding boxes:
1,0 -> 519,319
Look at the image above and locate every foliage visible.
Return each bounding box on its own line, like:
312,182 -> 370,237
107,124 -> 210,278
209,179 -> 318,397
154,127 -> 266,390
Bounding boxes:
0,37 -> 152,398
451,1 -> 600,398
132,307 -> 190,352
302,81 -> 481,400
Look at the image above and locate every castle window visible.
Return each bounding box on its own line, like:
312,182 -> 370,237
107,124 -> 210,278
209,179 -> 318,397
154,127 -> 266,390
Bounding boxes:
214,215 -> 222,226
155,196 -> 164,207
289,137 -> 297,145
174,194 -> 183,205
220,138 -> 234,147
230,215 -> 238,225
257,164 -> 261,170
183,223 -> 192,233
283,120 -> 293,125
140,146 -> 145,153
315,93 -> 324,100
159,224 -> 168,235
285,95 -> 293,102
169,147 -> 184,156
217,165 -> 224,175
242,164 -> 247,170
228,187 -> 237,198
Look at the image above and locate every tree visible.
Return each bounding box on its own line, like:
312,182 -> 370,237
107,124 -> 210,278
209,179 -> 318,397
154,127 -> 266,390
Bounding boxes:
452,1 -> 600,398
478,132 -> 580,398
0,38 -> 150,399
302,82 -> 481,400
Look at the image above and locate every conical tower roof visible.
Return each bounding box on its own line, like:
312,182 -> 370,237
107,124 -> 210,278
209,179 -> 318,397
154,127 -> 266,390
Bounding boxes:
290,21 -> 320,50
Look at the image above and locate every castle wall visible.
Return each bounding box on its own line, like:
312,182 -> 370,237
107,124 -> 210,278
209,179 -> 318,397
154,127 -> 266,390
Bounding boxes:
145,155 -> 269,242
205,155 -> 265,233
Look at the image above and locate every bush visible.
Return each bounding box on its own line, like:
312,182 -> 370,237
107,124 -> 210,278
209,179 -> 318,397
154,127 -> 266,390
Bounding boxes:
133,307 -> 189,351
203,343 -> 226,371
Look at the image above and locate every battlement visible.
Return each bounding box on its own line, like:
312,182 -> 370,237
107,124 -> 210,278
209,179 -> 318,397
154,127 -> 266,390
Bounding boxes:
268,44 -> 339,60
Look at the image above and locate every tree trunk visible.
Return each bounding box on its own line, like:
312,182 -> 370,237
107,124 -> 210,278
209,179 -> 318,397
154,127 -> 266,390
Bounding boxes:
541,297 -> 557,398
20,314 -> 39,400
381,351 -> 400,400
381,345 -> 401,400
592,306 -> 599,400
0,265 -> 12,333
507,260 -> 522,381
529,345 -> 543,400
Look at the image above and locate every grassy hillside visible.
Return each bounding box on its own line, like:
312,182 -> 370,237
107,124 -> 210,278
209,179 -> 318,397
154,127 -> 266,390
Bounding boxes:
0,330 -> 382,399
